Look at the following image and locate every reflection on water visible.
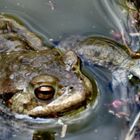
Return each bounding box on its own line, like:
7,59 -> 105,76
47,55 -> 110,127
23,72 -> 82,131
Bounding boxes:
0,0 -> 139,140
0,0 -> 127,40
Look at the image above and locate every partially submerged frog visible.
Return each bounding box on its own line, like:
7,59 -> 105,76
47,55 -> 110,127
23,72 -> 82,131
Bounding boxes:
0,14 -> 94,118
0,13 -> 140,119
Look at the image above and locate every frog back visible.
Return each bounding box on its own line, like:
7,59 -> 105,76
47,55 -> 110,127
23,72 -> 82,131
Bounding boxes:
0,14 -> 51,53
58,36 -> 132,70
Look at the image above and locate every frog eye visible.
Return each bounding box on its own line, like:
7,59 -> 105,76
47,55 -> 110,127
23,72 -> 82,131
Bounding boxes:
34,85 -> 55,100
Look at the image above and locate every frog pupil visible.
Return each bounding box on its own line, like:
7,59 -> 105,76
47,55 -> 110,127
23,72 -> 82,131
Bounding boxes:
34,86 -> 55,100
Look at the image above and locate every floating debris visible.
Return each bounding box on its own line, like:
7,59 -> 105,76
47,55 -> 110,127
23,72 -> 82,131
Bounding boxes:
125,112 -> 140,140
129,32 -> 140,36
48,0 -> 55,11
58,119 -> 68,138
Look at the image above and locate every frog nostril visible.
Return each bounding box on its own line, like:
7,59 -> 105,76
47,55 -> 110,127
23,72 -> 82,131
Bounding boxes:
34,85 -> 55,101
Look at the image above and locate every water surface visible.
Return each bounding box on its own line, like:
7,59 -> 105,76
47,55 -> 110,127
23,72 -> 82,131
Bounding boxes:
0,0 -> 139,140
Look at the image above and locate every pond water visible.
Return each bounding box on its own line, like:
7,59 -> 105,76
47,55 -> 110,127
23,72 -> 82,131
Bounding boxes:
0,0 -> 129,40
0,0 -> 139,140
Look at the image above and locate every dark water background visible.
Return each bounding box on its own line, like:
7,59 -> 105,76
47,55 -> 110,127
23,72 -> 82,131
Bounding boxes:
0,0 -> 139,140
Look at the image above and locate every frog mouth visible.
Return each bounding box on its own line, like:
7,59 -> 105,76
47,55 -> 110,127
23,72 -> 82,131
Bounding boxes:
28,87 -> 89,118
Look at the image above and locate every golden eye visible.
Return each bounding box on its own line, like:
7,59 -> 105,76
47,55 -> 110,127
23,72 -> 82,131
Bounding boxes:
34,85 -> 55,100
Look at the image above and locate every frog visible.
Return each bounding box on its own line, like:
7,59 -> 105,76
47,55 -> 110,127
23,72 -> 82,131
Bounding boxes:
0,13 -> 140,119
0,14 -> 95,118
1,13 -> 140,140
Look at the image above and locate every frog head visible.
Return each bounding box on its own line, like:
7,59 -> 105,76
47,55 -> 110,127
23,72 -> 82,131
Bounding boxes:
1,49 -> 95,118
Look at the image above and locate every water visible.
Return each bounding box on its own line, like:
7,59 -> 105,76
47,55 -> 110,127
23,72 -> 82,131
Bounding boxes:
0,0 -> 139,140
0,0 -> 128,40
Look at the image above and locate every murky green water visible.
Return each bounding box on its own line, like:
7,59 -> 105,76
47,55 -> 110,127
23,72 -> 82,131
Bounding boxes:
0,0 -> 139,140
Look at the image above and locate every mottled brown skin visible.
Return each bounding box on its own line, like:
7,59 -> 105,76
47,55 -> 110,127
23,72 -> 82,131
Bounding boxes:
0,14 -> 93,118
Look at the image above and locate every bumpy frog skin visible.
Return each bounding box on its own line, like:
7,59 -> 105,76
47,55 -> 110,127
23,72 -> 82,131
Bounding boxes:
0,14 -> 93,118
59,35 -> 140,77
0,13 -> 140,118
